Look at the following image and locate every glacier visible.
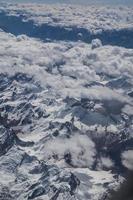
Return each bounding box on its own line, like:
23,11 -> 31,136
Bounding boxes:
0,3 -> 133,200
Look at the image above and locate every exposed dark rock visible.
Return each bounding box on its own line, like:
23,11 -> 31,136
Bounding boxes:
28,186 -> 46,199
0,126 -> 15,156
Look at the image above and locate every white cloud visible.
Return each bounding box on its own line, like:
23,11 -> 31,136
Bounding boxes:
91,39 -> 102,49
0,31 -> 132,107
101,157 -> 114,168
1,3 -> 133,31
122,105 -> 133,116
39,134 -> 96,168
121,150 -> 133,170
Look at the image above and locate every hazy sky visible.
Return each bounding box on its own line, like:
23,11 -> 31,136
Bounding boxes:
1,0 -> 133,5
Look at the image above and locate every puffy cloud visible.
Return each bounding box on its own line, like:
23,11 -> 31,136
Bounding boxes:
0,31 -> 132,108
121,150 -> 133,170
39,134 -> 96,168
122,105 -> 133,116
91,39 -> 102,49
1,3 -> 133,31
100,157 -> 114,169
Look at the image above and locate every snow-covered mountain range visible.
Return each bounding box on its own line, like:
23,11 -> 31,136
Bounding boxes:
0,3 -> 133,200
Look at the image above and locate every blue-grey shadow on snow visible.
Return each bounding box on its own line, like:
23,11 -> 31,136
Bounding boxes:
0,11 -> 133,48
